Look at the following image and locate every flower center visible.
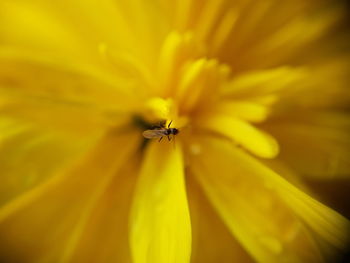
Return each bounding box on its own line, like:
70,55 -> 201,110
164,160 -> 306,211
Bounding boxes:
131,32 -> 279,158
135,97 -> 188,131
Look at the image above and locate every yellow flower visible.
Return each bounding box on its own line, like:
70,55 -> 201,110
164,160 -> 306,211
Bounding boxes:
0,0 -> 349,262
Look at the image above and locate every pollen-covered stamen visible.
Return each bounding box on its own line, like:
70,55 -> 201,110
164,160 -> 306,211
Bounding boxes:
134,97 -> 190,143
138,97 -> 188,131
141,97 -> 174,124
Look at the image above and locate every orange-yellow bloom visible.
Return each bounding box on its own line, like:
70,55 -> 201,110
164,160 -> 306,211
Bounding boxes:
0,0 -> 349,262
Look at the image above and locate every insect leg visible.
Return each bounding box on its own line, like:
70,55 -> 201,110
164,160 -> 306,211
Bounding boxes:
158,136 -> 163,142
168,120 -> 173,128
167,135 -> 171,141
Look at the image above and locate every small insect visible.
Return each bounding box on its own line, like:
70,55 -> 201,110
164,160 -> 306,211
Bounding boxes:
142,120 -> 179,142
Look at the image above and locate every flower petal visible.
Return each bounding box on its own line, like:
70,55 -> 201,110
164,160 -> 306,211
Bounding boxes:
189,136 -> 349,262
227,3 -> 346,70
187,175 -> 254,263
198,115 -> 279,158
0,0 -> 144,63
215,101 -> 270,123
0,130 -> 140,262
0,0 -> 167,95
222,66 -> 306,98
192,0 -> 226,42
130,141 -> 191,263
264,111 -> 350,179
0,119 -> 98,207
0,56 -> 135,109
0,1 -> 91,58
62,155 -> 141,263
0,58 -> 134,135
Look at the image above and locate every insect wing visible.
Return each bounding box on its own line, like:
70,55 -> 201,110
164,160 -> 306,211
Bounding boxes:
142,129 -> 165,139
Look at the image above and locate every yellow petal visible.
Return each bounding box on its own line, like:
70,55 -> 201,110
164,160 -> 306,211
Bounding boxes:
172,0 -> 193,31
187,176 -> 253,263
108,0 -> 170,67
0,117 -> 30,142
229,3 -> 346,69
198,115 -> 279,158
0,131 -> 140,262
176,58 -> 208,103
264,111 -> 350,179
62,155 -> 141,263
0,58 -> 134,135
0,0 -> 169,93
130,141 -> 191,263
0,122 -> 98,208
210,8 -> 238,54
0,57 -> 135,110
0,0 -> 142,63
176,58 -> 229,114
189,136 -> 349,262
222,66 -> 306,98
215,101 -> 270,123
0,1 -> 89,58
0,46 -> 135,94
193,0 -> 225,42
157,32 -> 203,96
277,58 -> 350,109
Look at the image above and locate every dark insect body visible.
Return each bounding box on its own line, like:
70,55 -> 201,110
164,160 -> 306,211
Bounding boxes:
142,120 -> 179,142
